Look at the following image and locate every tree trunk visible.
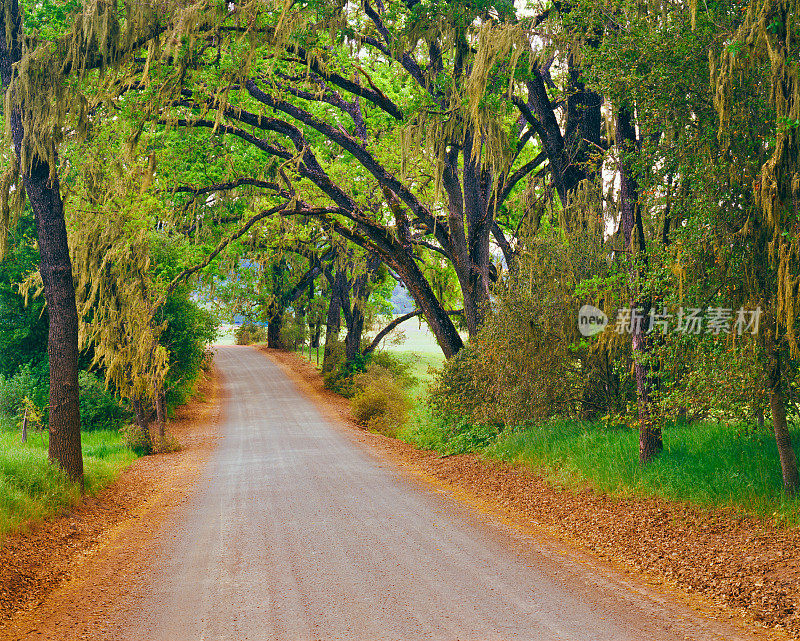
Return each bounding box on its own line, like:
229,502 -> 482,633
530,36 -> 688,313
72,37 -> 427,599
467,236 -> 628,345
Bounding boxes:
310,320 -> 321,349
769,346 -> 800,496
1,0 -> 83,483
344,302 -> 365,362
343,262 -> 374,362
322,270 -> 344,372
395,259 -> 463,358
131,397 -> 152,453
267,307 -> 284,349
155,385 -> 167,442
616,106 -> 662,465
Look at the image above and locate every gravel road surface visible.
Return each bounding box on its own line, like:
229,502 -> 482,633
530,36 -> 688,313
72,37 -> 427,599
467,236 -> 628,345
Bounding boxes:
119,346 -> 758,641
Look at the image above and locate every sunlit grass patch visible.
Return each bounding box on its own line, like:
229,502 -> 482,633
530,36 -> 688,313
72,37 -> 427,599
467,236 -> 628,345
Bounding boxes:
0,428 -> 138,540
487,419 -> 800,525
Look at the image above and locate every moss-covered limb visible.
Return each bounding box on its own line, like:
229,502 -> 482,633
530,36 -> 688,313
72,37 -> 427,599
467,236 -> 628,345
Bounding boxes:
711,0 -> 800,494
243,79 -> 450,245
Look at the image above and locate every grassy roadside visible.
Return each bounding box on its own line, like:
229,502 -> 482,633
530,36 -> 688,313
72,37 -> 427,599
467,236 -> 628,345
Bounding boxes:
0,423 -> 138,540
399,407 -> 800,526
370,325 -> 800,526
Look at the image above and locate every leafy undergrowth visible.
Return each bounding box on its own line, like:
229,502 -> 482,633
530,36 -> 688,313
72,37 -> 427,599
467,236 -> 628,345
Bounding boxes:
0,428 -> 138,539
400,415 -> 800,526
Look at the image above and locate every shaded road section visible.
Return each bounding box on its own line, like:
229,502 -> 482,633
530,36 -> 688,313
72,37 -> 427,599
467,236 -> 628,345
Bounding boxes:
121,346 -> 757,640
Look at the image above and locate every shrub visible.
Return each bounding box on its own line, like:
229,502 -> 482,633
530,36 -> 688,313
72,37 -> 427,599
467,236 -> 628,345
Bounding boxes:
428,227 -> 609,428
323,351 -> 368,397
234,323 -> 266,345
350,364 -> 411,437
368,350 -> 418,389
398,407 -> 500,455
323,349 -> 416,399
280,310 -> 307,350
160,292 -> 218,408
0,364 -> 47,420
78,370 -> 131,431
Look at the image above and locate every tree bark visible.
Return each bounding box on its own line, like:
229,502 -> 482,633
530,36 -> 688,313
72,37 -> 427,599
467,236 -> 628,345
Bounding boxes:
616,106 -> 662,465
394,259 -> 464,358
322,269 -> 344,372
131,397 -> 152,453
769,345 -> 800,496
1,1 -> 83,482
267,306 -> 284,349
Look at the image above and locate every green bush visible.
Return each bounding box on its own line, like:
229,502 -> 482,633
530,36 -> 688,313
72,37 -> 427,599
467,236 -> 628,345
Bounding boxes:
78,370 -> 131,431
234,323 -> 266,345
280,310 -> 307,350
160,291 -> 219,408
350,364 -> 411,437
428,228 -> 609,428
367,350 -> 418,389
0,364 -> 47,420
324,349 -> 416,398
398,408 -> 500,455
323,351 -> 368,397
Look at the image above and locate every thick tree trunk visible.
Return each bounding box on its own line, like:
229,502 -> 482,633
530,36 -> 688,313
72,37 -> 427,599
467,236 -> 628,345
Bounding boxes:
616,106 -> 662,465
344,308 -> 364,362
267,306 -> 284,349
343,264 -> 373,362
1,4 -> 83,482
29,162 -> 84,479
322,270 -> 344,373
310,321 -> 321,349
769,346 -> 800,496
394,259 -> 463,358
458,132 -> 493,336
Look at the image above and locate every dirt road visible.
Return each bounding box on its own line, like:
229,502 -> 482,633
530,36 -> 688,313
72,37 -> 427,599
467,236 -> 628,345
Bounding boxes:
1,346 -> 774,640
98,346 -> 761,641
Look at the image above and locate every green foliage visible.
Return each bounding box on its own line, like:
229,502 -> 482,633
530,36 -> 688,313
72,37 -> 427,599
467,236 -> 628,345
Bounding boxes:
280,310 -> 307,350
159,287 -> 219,408
234,323 -> 266,345
429,228 -> 610,427
323,349 -> 368,397
0,213 -> 47,378
0,363 -> 48,420
322,347 -> 414,435
657,337 -> 769,423
150,237 -> 220,408
398,408 -> 500,455
78,370 -> 131,431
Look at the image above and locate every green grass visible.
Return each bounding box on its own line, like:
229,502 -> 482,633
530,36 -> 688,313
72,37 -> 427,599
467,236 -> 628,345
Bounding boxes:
382,321 -> 448,356
486,419 -> 800,525
383,350 -> 443,401
0,427 -> 138,540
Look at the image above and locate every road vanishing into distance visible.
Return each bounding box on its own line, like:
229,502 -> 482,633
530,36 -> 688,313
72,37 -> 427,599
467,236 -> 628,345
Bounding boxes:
117,346 -> 758,640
